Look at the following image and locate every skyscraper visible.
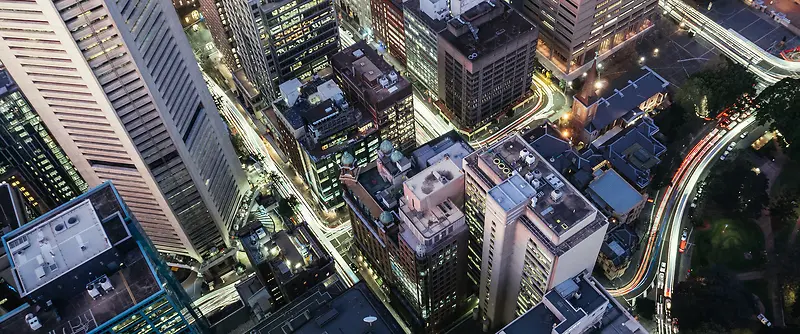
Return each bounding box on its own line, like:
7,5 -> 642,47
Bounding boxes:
341,131 -> 474,333
437,0 -> 538,132
0,70 -> 87,216
0,0 -> 250,267
464,134 -> 608,330
223,0 -> 339,101
520,0 -> 657,78
403,0 -> 448,100
370,0 -> 406,64
331,41 -> 415,153
0,182 -> 207,334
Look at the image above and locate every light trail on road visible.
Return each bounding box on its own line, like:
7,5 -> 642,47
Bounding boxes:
204,74 -> 358,287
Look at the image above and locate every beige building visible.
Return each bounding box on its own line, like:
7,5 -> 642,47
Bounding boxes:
521,0 -> 658,79
465,134 -> 608,330
0,0 -> 250,266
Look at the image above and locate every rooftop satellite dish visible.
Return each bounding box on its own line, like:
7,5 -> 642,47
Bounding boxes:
364,316 -> 378,326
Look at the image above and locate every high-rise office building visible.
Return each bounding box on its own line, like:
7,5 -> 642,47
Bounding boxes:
195,0 -> 238,69
341,131 -> 474,333
464,133 -> 608,330
0,182 -> 206,333
403,0 -> 449,100
0,0 -> 250,266
224,0 -> 339,101
370,0 -> 406,64
0,70 -> 87,216
271,74 -> 380,210
438,0 -> 538,132
331,41 -> 415,153
520,0 -> 657,78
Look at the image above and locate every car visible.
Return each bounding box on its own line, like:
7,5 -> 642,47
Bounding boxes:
720,155 -> 726,161
758,314 -> 773,327
723,151 -> 730,157
672,318 -> 680,333
740,132 -> 749,139
681,228 -> 688,241
658,273 -> 665,288
665,297 -> 672,310
679,239 -> 688,253
728,142 -> 737,150
660,262 -> 667,272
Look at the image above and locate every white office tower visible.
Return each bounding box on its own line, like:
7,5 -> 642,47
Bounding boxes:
470,134 -> 609,330
0,0 -> 250,266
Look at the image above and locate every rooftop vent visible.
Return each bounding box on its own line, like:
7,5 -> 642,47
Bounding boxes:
519,148 -> 530,159
550,189 -> 563,202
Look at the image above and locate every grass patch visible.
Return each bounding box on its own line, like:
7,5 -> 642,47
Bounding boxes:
691,217 -> 766,272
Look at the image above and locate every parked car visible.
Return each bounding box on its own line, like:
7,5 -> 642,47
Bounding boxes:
665,297 -> 672,310
740,132 -> 749,139
728,142 -> 737,150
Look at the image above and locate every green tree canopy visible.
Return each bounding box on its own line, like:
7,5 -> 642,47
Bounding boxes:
671,265 -> 756,331
676,57 -> 756,119
755,77 -> 800,160
705,160 -> 769,219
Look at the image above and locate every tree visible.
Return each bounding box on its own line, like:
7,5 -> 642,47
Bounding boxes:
277,195 -> 299,218
676,57 -> 756,119
705,160 -> 769,219
755,77 -> 800,160
634,297 -> 655,320
671,265 -> 756,331
771,190 -> 799,232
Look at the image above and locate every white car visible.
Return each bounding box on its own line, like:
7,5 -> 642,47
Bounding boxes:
740,132 -> 748,139
665,298 -> 672,310
681,228 -> 688,241
758,314 -> 772,327
660,262 -> 667,272
720,155 -> 727,161
728,142 -> 737,150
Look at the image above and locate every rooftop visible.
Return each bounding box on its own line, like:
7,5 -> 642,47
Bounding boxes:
440,0 -> 536,61
5,199 -> 112,295
0,183 -> 163,334
482,135 -> 594,235
274,75 -> 377,160
331,41 -> 411,108
240,223 -> 329,283
405,157 -> 462,201
586,67 -> 670,132
405,0 -> 449,32
586,169 -> 644,215
253,282 -> 403,334
498,273 -> 645,334
602,118 -> 666,188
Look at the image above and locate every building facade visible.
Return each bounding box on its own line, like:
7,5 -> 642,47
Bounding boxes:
371,0 -> 406,64
465,134 -> 608,330
196,0 -> 238,69
341,131 -> 473,333
223,0 -> 339,101
0,70 -> 86,217
331,41 -> 415,153
0,182 -> 206,334
0,0 -> 251,265
438,0 -> 538,132
403,0 -> 448,100
520,0 -> 657,78
271,75 -> 380,210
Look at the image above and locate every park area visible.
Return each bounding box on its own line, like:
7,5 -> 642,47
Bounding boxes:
691,217 -> 766,272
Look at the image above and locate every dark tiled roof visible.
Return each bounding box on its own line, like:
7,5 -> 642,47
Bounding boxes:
589,67 -> 669,131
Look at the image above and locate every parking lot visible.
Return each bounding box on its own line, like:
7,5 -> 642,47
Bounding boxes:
692,0 -> 800,52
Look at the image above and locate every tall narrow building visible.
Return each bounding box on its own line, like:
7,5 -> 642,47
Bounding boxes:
223,0 -> 339,101
0,0 -> 250,267
464,134 -> 608,330
520,0 -> 657,78
438,0 -> 538,132
341,131 -> 474,333
331,41 -> 415,153
0,70 -> 87,216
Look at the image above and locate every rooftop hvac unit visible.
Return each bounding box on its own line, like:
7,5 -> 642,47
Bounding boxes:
86,283 -> 101,299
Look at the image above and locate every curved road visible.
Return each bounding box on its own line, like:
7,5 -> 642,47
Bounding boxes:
660,0 -> 800,84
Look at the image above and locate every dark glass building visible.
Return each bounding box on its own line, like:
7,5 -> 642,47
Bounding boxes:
0,70 -> 87,217
0,182 -> 207,334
